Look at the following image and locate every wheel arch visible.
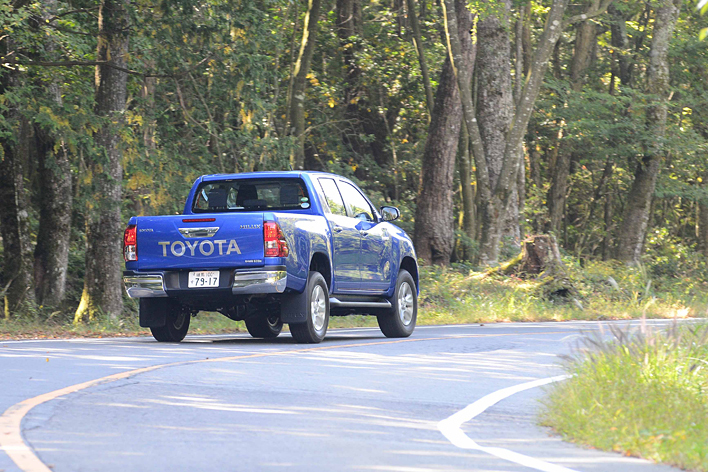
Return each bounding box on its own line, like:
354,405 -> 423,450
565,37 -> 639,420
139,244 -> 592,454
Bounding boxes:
400,256 -> 419,293
309,252 -> 332,292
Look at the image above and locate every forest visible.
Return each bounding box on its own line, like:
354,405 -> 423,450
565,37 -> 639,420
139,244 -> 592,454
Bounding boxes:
0,0 -> 707,321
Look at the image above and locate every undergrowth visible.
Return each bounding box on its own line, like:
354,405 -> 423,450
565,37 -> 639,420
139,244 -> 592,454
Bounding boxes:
540,322 -> 708,471
419,259 -> 708,324
1,257 -> 705,339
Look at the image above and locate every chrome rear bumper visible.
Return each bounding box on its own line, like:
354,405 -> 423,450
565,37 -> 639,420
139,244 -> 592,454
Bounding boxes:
123,275 -> 168,298
123,269 -> 287,298
232,270 -> 287,294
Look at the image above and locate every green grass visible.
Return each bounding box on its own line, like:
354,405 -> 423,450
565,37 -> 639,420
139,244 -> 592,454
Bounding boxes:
2,258 -> 706,339
417,260 -> 708,324
540,322 -> 708,471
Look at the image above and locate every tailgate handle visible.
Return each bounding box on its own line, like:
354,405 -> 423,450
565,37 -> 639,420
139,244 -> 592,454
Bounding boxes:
333,226 -> 343,233
179,227 -> 220,238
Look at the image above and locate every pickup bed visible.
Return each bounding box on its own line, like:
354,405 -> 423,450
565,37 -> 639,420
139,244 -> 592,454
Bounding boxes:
123,171 -> 418,343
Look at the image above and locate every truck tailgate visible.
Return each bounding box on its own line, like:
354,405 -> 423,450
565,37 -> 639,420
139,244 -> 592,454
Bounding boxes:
134,214 -> 265,270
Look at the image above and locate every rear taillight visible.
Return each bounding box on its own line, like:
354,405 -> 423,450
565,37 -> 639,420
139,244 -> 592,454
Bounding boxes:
264,221 -> 289,258
123,225 -> 137,262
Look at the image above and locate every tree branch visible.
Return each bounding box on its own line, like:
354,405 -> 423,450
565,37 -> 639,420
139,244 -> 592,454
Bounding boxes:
563,0 -> 613,28
1,54 -> 213,78
46,7 -> 100,23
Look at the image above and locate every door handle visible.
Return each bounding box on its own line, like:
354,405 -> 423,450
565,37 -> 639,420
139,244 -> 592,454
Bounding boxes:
333,226 -> 343,233
359,230 -> 369,237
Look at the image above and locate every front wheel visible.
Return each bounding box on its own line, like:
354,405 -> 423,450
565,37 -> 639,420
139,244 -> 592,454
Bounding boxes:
150,301 -> 190,342
377,269 -> 417,338
290,271 -> 329,344
245,314 -> 283,339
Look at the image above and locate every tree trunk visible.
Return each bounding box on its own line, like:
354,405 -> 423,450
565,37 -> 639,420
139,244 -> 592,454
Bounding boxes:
521,2 -> 533,77
289,0 -> 322,170
476,0 -> 518,248
33,0 -> 73,308
514,10 -> 524,102
548,1 -> 597,236
414,0 -> 474,265
75,0 -> 130,322
34,126 -> 72,308
616,0 -> 682,264
336,0 -> 391,173
547,131 -> 568,234
699,193 -> 708,258
602,188 -> 614,260
0,30 -> 35,317
608,3 -> 632,86
406,0 -> 435,119
0,118 -> 36,317
569,6 -> 597,91
458,122 -> 476,260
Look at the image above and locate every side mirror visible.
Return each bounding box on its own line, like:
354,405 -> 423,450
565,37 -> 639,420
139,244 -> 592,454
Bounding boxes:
380,206 -> 400,222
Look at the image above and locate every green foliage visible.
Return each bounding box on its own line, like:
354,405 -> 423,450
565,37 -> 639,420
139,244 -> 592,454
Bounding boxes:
1,0 -> 708,320
541,323 -> 708,471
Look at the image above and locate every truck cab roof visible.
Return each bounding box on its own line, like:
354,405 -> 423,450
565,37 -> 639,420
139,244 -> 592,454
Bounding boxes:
199,171 -> 346,183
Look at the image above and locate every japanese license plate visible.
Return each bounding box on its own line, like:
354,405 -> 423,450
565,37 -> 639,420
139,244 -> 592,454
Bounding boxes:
188,271 -> 220,288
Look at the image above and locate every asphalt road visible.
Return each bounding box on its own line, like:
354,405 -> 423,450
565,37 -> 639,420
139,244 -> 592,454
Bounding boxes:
0,322 -> 685,472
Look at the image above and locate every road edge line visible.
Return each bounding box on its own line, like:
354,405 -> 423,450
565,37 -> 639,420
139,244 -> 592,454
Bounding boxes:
438,375 -> 576,472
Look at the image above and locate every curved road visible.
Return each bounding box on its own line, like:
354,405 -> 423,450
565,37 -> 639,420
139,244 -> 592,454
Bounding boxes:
0,322 -> 683,472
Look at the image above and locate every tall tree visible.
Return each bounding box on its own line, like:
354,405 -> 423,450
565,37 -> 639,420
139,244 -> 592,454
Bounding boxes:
33,0 -> 73,308
608,3 -> 632,88
475,0 -> 518,246
288,0 -> 322,169
75,0 -> 130,321
547,1 -> 599,235
616,0 -> 683,263
0,119 -> 36,317
336,0 -> 391,173
443,0 -> 611,265
406,0 -> 435,119
414,0 -> 475,264
0,2 -> 36,316
699,181 -> 708,257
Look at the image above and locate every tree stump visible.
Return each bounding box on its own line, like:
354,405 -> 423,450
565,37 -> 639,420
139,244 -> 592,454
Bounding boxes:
518,235 -> 565,277
485,235 -> 581,307
488,235 -> 565,277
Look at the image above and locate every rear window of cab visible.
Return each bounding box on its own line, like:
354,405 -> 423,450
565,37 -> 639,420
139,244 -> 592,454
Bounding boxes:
192,179 -> 311,213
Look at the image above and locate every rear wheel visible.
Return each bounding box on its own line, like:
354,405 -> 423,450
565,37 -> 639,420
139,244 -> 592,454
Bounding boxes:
290,271 -> 329,343
150,302 -> 190,342
377,269 -> 417,338
245,314 -> 283,338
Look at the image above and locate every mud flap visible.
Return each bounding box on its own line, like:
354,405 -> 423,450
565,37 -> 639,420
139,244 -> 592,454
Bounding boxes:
280,290 -> 308,323
139,298 -> 169,327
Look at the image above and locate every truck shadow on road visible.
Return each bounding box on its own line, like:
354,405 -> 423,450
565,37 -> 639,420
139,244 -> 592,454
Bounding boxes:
191,334 -> 387,345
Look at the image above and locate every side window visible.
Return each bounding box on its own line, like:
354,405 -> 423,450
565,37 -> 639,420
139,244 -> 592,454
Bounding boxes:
319,178 -> 347,216
339,182 -> 374,222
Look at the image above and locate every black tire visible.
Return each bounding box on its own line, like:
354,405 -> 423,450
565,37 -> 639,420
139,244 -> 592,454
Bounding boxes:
150,302 -> 190,342
290,271 -> 329,344
377,269 -> 417,338
245,314 -> 283,338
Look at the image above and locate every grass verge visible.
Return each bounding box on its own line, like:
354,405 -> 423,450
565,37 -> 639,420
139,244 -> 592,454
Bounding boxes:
418,260 -> 707,324
1,259 -> 705,340
540,322 -> 708,471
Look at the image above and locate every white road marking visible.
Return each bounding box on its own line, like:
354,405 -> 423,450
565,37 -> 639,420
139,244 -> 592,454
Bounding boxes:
438,375 -> 577,472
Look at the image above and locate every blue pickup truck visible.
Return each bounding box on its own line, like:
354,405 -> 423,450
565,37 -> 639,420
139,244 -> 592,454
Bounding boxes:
123,171 -> 418,343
